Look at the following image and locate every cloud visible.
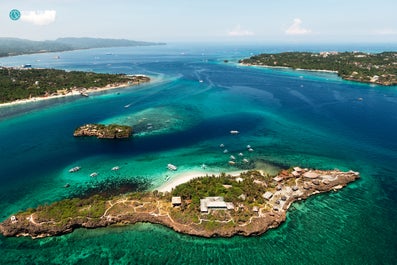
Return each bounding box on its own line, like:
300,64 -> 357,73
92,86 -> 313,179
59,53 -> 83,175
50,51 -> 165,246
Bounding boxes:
228,25 -> 254,37
374,29 -> 397,35
286,18 -> 311,35
21,10 -> 56,25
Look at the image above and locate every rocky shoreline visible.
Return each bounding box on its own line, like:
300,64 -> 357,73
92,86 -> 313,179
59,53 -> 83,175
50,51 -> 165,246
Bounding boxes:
0,169 -> 359,239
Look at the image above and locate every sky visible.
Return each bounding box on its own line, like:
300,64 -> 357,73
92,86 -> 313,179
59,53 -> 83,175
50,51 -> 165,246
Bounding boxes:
1,0 -> 397,44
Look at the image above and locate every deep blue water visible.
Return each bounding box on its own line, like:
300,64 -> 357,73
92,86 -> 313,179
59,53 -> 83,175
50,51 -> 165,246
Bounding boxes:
0,43 -> 396,264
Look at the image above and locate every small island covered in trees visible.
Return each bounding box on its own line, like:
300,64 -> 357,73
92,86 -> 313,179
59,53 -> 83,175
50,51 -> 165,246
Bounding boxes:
0,67 -> 150,104
0,168 -> 359,239
239,51 -> 397,86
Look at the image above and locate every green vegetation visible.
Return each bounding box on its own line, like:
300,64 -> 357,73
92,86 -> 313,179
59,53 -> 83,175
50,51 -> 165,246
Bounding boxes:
171,171 -> 274,223
239,51 -> 397,86
35,195 -> 107,224
0,37 -> 165,57
0,68 -> 147,103
73,124 -> 133,139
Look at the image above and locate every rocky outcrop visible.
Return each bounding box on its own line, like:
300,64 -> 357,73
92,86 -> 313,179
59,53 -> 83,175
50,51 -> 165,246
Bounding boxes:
73,124 -> 132,139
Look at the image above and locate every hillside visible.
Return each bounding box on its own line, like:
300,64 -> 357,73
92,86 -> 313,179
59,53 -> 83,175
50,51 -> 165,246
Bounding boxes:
0,37 -> 165,57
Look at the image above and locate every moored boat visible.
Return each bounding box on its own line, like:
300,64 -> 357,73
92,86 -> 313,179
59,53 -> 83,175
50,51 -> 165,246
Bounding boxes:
69,166 -> 81,173
167,164 -> 177,171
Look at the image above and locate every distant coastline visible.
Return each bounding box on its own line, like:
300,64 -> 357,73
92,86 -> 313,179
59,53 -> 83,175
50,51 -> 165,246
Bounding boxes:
0,37 -> 165,58
239,51 -> 397,86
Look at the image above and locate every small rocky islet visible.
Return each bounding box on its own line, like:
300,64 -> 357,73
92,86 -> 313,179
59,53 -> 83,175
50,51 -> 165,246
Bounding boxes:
0,168 -> 359,239
73,124 -> 132,139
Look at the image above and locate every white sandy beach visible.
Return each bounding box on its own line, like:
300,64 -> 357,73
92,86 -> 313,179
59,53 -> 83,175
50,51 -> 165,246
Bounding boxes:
156,169 -> 246,193
240,63 -> 338,74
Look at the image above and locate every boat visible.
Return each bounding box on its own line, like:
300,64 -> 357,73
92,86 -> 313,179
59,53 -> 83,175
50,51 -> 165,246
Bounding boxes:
228,161 -> 236,165
111,166 -> 120,171
90,172 -> 98,177
230,155 -> 236,160
243,158 -> 249,163
69,166 -> 81,173
201,164 -> 207,169
248,148 -> 254,152
167,164 -> 177,171
238,153 -> 244,156
80,92 -> 89,97
230,130 -> 240,134
223,149 -> 228,153
246,145 -> 251,149
165,175 -> 170,181
219,144 -> 225,148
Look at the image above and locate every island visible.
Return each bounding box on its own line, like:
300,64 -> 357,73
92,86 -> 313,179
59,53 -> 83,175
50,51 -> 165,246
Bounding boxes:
0,168 -> 359,239
239,51 -> 397,86
0,67 -> 150,104
73,124 -> 133,139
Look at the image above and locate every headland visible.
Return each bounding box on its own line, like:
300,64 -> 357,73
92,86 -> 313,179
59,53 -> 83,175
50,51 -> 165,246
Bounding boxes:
0,67 -> 150,106
0,168 -> 359,239
239,51 -> 397,86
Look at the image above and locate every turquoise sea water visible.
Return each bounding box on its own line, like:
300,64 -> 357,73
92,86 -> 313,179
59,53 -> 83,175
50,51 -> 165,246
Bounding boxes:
0,43 -> 396,264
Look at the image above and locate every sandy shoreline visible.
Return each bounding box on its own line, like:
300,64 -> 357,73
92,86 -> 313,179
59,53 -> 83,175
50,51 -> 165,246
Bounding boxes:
156,169 -> 246,193
0,79 -> 146,108
240,63 -> 338,74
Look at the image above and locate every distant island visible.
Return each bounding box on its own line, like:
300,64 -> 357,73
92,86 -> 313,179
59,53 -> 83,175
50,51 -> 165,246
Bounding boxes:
0,67 -> 150,105
239,51 -> 397,86
0,37 -> 165,58
0,168 -> 359,239
74,124 -> 132,139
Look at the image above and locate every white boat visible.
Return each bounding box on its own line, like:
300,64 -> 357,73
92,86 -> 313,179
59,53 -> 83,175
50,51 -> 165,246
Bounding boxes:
228,161 -> 236,165
90,172 -> 98,177
230,130 -> 239,134
111,166 -> 120,171
201,164 -> 207,169
246,145 -> 251,149
248,148 -> 254,152
238,153 -> 244,156
167,164 -> 177,171
223,149 -> 228,153
165,175 -> 170,181
230,155 -> 236,160
243,158 -> 249,163
69,166 -> 81,173
219,144 -> 225,148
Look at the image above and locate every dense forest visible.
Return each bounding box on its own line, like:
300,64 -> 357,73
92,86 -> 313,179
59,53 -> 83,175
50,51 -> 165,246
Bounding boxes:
0,67 -> 147,103
0,37 -> 165,57
240,51 -> 397,86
